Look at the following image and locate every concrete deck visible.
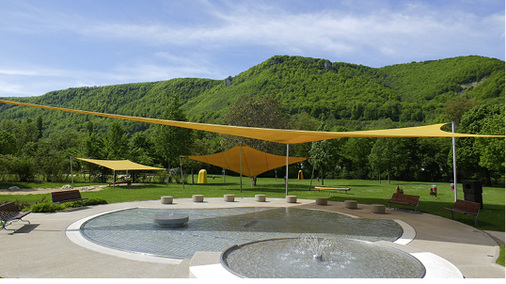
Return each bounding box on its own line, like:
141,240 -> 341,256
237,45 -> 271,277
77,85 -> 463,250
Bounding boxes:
0,197 -> 504,278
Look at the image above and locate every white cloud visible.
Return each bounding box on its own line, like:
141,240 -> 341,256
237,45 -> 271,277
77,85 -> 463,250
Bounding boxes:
72,3 -> 503,65
0,0 -> 503,97
0,67 -> 68,77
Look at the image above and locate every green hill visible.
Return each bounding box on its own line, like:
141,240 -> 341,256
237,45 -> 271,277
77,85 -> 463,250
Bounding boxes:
0,55 -> 504,135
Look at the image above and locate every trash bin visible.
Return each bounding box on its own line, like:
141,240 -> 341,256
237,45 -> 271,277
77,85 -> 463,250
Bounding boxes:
463,180 -> 483,208
198,169 -> 207,184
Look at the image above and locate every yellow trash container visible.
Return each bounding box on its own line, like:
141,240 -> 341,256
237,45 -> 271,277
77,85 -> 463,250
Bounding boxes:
298,170 -> 303,180
198,169 -> 207,184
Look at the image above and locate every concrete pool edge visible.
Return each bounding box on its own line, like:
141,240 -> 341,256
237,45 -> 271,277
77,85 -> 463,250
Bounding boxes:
64,198 -> 464,278
189,251 -> 464,279
66,204 -> 414,266
66,207 -> 185,265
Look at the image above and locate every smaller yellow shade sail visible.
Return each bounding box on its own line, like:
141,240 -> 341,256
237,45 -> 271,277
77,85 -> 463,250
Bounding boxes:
77,158 -> 165,171
184,144 -> 309,177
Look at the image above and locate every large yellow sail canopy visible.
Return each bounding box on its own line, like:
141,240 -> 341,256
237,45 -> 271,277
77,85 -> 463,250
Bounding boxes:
184,144 -> 309,177
0,100 -> 503,144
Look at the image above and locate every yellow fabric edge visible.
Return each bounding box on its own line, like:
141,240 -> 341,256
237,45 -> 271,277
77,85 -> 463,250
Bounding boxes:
1,100 -> 503,145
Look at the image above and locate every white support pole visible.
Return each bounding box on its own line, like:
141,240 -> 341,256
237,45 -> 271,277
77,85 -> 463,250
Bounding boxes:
452,121 -> 458,202
70,156 -> 73,185
286,144 -> 289,196
240,143 -> 243,193
180,156 -> 185,189
166,159 -> 170,188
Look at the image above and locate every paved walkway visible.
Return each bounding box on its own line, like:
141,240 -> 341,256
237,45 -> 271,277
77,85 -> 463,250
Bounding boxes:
0,197 -> 504,278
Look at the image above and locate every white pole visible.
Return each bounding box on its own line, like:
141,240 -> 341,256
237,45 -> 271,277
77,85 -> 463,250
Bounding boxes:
452,122 -> 458,202
285,144 -> 289,196
240,143 -> 243,193
180,156 -> 185,189
70,156 -> 73,185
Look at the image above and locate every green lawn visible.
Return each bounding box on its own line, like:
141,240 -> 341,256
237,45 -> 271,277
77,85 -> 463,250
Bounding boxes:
1,177 -> 504,231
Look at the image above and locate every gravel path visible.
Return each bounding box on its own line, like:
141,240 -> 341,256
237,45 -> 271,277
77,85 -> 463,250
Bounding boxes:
0,184 -> 108,195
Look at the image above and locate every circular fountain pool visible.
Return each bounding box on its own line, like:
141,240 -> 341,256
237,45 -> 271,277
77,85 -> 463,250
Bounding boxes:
80,207 -> 403,259
221,238 -> 425,278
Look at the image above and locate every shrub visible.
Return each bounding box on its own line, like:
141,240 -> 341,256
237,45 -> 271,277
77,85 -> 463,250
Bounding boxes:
27,198 -> 107,212
83,198 -> 108,206
29,203 -> 63,213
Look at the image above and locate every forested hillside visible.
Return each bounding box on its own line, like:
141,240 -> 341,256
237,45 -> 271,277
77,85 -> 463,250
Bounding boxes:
0,55 -> 503,132
0,55 -> 504,185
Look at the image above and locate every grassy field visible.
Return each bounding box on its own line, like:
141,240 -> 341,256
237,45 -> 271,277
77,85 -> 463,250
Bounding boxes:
1,176 -> 504,231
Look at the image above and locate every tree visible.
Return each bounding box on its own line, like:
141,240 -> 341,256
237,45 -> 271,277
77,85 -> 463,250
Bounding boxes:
474,109 -> 505,184
443,98 -> 477,126
128,131 -> 156,183
13,119 -> 40,156
308,123 -> 344,184
367,138 -> 421,183
455,103 -> 504,184
36,131 -> 84,182
10,155 -> 36,182
153,95 -> 194,171
289,112 -> 319,175
82,132 -> 107,182
129,132 -> 155,165
0,130 -> 17,155
416,137 -> 451,182
83,132 -> 105,159
104,121 -> 129,160
339,137 -> 375,179
36,138 -> 69,182
0,155 -> 15,181
222,93 -> 288,155
36,116 -> 43,139
368,138 -> 394,183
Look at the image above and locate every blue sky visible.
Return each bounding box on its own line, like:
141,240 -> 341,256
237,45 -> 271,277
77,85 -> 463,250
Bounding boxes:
0,0 -> 504,97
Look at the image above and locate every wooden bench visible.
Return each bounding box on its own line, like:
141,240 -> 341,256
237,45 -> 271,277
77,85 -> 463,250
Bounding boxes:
108,180 -> 132,186
386,193 -> 420,212
0,202 -> 31,231
314,187 -> 350,193
443,199 -> 481,226
51,190 -> 88,205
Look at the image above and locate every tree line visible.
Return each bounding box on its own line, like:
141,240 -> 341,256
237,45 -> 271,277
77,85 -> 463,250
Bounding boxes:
0,94 -> 503,186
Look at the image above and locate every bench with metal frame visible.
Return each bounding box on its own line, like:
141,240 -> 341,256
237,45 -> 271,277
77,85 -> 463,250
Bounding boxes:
51,189 -> 88,205
443,199 -> 481,226
0,202 -> 31,231
386,193 -> 420,212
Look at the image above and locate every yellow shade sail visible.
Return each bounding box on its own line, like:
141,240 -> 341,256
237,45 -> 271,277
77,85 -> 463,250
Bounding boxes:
184,144 -> 309,177
77,158 -> 165,171
0,99 -> 503,144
